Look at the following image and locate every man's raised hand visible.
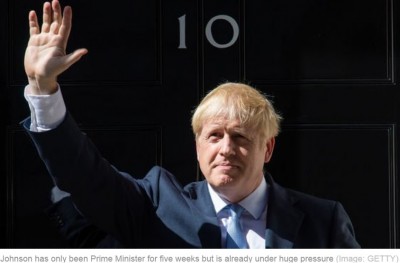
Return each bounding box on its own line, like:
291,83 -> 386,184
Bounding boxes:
24,0 -> 87,95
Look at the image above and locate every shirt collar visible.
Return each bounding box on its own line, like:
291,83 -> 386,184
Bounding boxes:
208,177 -> 268,220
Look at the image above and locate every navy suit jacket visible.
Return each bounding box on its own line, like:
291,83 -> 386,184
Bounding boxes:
24,113 -> 360,248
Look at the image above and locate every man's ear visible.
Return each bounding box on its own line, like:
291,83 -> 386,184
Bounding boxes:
264,137 -> 275,163
195,138 -> 200,162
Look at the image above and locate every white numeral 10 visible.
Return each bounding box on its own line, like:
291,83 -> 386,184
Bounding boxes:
178,14 -> 240,49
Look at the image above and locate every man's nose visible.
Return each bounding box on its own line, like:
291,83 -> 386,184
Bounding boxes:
219,135 -> 235,156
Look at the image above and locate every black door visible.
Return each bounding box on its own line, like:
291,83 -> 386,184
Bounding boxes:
2,0 -> 398,248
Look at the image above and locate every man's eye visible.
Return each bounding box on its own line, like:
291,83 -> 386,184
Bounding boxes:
233,133 -> 249,141
208,133 -> 222,140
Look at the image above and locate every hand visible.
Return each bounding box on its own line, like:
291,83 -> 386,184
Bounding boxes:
24,0 -> 87,95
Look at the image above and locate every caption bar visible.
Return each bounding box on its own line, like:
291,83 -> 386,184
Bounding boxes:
0,250 -> 398,263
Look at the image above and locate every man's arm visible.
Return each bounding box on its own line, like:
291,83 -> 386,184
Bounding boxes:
329,202 -> 361,248
22,1 -> 148,246
24,0 -> 87,131
46,195 -> 123,248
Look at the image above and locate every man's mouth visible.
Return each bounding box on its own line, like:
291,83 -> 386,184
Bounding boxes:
215,163 -> 239,170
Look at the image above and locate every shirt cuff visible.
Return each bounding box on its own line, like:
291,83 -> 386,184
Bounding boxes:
51,186 -> 71,203
24,85 -> 67,132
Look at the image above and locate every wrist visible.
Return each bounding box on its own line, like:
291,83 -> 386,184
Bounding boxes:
27,76 -> 58,95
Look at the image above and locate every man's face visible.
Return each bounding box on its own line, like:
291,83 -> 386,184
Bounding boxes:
196,118 -> 275,202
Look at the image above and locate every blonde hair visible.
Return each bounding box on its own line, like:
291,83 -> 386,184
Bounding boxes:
191,82 -> 282,141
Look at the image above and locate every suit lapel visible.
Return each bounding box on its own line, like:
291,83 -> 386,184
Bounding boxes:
265,174 -> 304,248
185,181 -> 222,248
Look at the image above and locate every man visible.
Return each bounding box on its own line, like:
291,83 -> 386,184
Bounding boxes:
23,0 -> 360,248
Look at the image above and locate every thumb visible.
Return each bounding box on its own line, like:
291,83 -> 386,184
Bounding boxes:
62,48 -> 88,70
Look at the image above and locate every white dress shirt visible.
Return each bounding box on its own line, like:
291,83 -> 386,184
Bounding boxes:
208,179 -> 268,248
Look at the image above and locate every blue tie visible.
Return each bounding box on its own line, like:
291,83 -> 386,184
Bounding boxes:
226,204 -> 247,248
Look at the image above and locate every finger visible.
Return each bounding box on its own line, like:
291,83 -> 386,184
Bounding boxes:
59,6 -> 72,49
41,2 -> 51,33
61,48 -> 88,71
50,0 -> 62,34
28,11 -> 40,36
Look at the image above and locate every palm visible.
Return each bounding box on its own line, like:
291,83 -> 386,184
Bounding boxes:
25,33 -> 66,79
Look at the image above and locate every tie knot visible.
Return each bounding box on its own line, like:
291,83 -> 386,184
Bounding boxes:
228,204 -> 244,218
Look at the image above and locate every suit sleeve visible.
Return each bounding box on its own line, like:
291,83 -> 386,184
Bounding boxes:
46,197 -> 123,248
22,113 -> 151,247
329,202 -> 361,248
